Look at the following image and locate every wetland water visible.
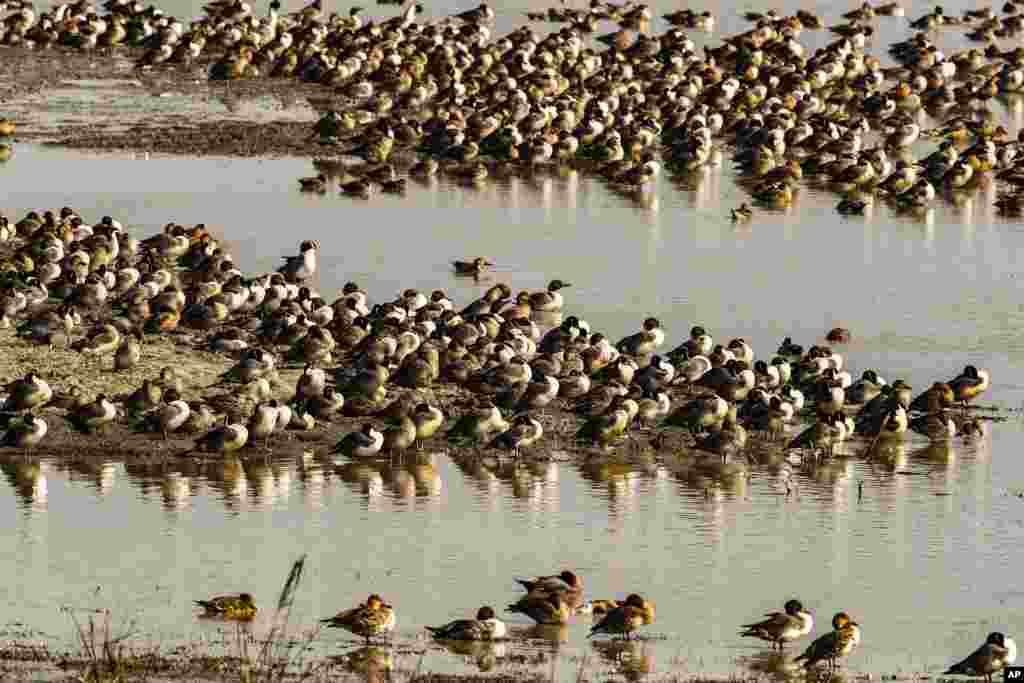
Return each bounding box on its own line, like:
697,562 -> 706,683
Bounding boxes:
5,0 -> 1024,676
4,141 -> 1024,678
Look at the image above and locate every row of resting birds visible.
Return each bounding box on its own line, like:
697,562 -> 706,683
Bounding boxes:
197,571 -> 1017,679
6,0 -> 1024,212
0,209 -> 992,462
0,208 -> 991,462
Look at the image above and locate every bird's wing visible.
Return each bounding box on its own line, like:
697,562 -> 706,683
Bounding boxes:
798,630 -> 838,662
742,611 -> 788,631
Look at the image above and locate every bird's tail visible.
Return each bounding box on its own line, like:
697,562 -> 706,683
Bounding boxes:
943,664 -> 967,676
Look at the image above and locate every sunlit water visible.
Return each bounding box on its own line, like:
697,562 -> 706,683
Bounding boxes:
6,0 -> 1024,676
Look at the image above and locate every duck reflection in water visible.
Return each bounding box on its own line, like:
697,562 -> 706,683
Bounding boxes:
332,645 -> 393,682
592,638 -> 655,680
435,640 -> 508,672
0,455 -> 47,511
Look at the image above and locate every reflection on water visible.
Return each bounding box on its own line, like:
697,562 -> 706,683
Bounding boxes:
0,421 -> 1016,681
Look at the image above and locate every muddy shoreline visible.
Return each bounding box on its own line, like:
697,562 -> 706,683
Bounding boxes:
0,633 -> 932,683
0,44 -> 523,162
0,46 -> 362,158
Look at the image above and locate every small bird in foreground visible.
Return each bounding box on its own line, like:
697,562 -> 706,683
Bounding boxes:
452,257 -> 494,275
507,593 -> 571,625
740,598 -> 814,650
945,632 -> 1018,682
794,612 -> 861,670
588,594 -> 649,640
426,606 -> 507,641
321,594 -> 396,642
194,593 -> 257,619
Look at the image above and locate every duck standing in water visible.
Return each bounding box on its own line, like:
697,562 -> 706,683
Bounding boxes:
321,594 -> 396,642
740,599 -> 813,650
427,606 -> 507,641
794,612 -> 861,671
452,257 -> 494,276
588,594 -> 649,640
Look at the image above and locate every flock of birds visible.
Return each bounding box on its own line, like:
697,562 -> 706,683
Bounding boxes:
0,209 -> 991,470
0,0 -> 1017,677
194,570 -> 1018,680
2,0 -> 1024,212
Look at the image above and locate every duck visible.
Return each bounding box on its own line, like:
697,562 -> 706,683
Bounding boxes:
777,337 -> 804,358
321,594 -> 396,642
143,389 -> 191,440
114,331 -> 142,370
0,415 -> 48,449
298,174 -> 329,192
576,398 -> 630,448
332,423 -> 385,458
948,365 -> 990,406
588,594 -> 648,640
195,593 -> 257,619
78,323 -> 121,355
794,612 -> 861,670
382,415 -> 416,455
507,593 -> 570,625
731,203 -> 753,222
909,409 -> 957,440
787,414 -> 840,458
453,257 -> 494,276
412,403 -> 444,447
2,373 -> 53,411
516,570 -> 583,599
740,599 -> 814,650
616,317 -> 665,355
426,606 -> 507,641
846,370 -> 886,404
530,279 -> 571,312
909,382 -> 955,412
278,240 -> 319,283
68,394 -> 117,434
580,596 -> 656,625
491,414 -> 543,458
665,394 -> 729,433
193,421 -> 249,454
448,401 -> 509,444
945,632 -> 1017,682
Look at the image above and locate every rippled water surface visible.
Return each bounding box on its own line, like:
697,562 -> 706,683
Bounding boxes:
6,0 -> 1024,676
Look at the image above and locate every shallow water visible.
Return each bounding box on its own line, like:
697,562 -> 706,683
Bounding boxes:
6,0 -> 1024,677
